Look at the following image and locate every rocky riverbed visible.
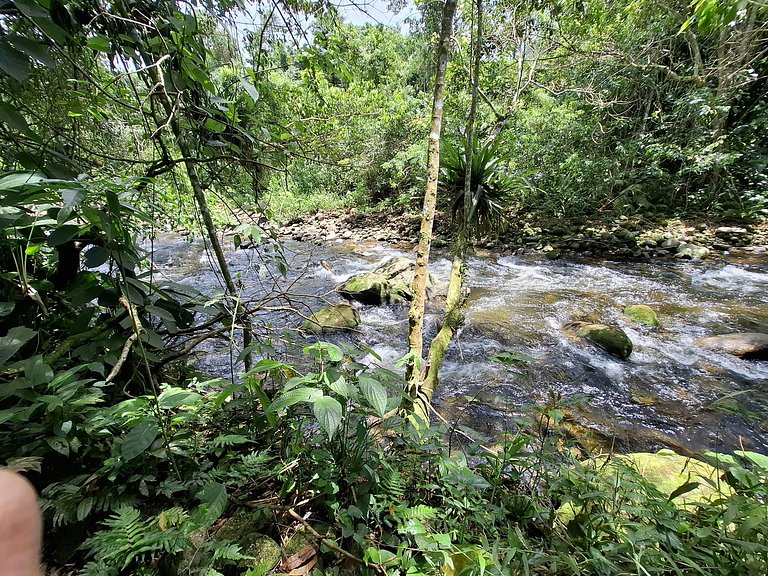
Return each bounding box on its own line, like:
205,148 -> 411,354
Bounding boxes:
274,209 -> 768,262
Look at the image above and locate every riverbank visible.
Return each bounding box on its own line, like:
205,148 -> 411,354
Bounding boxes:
274,208 -> 768,262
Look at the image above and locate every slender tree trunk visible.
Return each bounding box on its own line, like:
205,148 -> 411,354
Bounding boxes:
405,0 -> 459,395
143,55 -> 253,370
411,0 -> 483,422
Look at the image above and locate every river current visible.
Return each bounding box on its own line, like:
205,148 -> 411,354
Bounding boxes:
147,234 -> 768,454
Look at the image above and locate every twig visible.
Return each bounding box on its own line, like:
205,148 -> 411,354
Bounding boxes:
106,332 -> 138,382
286,509 -> 385,574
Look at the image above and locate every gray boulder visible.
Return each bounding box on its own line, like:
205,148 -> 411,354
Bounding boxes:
302,304 -> 360,333
694,333 -> 768,360
339,257 -> 432,305
676,243 -> 709,259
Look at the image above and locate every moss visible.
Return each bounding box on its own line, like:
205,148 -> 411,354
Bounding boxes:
215,510 -> 281,575
566,321 -> 633,359
302,304 -> 361,333
623,304 -> 660,327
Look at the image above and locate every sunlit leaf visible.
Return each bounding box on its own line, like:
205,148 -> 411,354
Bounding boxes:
313,395 -> 343,439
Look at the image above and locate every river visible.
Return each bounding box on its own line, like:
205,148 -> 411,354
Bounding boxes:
147,233 -> 768,454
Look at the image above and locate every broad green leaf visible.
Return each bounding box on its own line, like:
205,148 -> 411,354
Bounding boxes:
359,376 -> 388,417
76,497 -> 93,521
6,35 -> 56,67
87,35 -> 111,52
304,341 -> 344,362
313,395 -> 343,440
83,245 -> 109,268
122,420 -> 159,461
158,388 -> 203,409
46,224 -> 80,246
490,351 -> 535,365
196,482 -> 227,525
24,356 -> 52,387
0,408 -> 20,425
0,172 -> 45,190
267,387 -> 322,413
240,77 -> 260,103
0,101 -> 33,136
250,359 -> 292,374
735,450 -> 768,473
0,41 -> 30,81
0,302 -> 14,317
61,188 -> 87,208
329,375 -> 357,399
667,481 -> 700,502
0,326 -> 37,368
46,437 -> 69,456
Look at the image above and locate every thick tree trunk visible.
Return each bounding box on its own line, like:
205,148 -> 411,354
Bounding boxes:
405,0 -> 458,396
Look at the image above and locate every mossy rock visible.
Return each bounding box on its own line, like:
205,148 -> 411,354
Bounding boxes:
339,257 -> 432,305
302,304 -> 360,334
558,450 -> 728,524
565,321 -> 633,360
623,304 -> 660,327
339,272 -> 393,305
215,510 -> 281,575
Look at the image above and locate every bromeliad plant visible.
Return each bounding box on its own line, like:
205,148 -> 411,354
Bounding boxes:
439,138 -> 524,238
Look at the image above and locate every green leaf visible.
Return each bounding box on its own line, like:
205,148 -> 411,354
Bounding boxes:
83,245 -> 109,268
735,451 -> 768,473
0,326 -> 37,368
6,35 -> 56,67
0,41 -> 31,81
61,188 -> 86,208
76,497 -> 94,521
240,77 -> 260,103
24,356 -> 52,387
46,224 -> 80,246
267,387 -> 322,413
304,341 -> 344,362
490,351 -> 535,366
122,420 -> 159,461
313,395 -> 343,440
329,376 -> 357,399
196,482 -> 227,525
0,302 -> 15,317
0,172 -> 45,190
86,35 -> 111,53
0,101 -> 33,136
668,481 -> 700,502
359,376 -> 388,417
158,388 -> 203,409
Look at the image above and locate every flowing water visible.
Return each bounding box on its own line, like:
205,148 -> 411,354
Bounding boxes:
148,234 -> 768,454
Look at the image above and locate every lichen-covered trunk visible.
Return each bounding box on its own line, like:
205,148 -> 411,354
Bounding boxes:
416,231 -> 467,419
405,0 -> 458,397
410,0 -> 482,423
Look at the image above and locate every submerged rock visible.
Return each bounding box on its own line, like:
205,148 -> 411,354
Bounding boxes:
564,321 -> 633,359
302,304 -> 360,333
694,332 -> 768,360
339,256 -> 431,305
623,304 -> 660,327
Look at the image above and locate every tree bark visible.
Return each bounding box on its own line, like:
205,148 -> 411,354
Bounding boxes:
405,0 -> 459,396
410,0 -> 482,423
142,52 -> 253,370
